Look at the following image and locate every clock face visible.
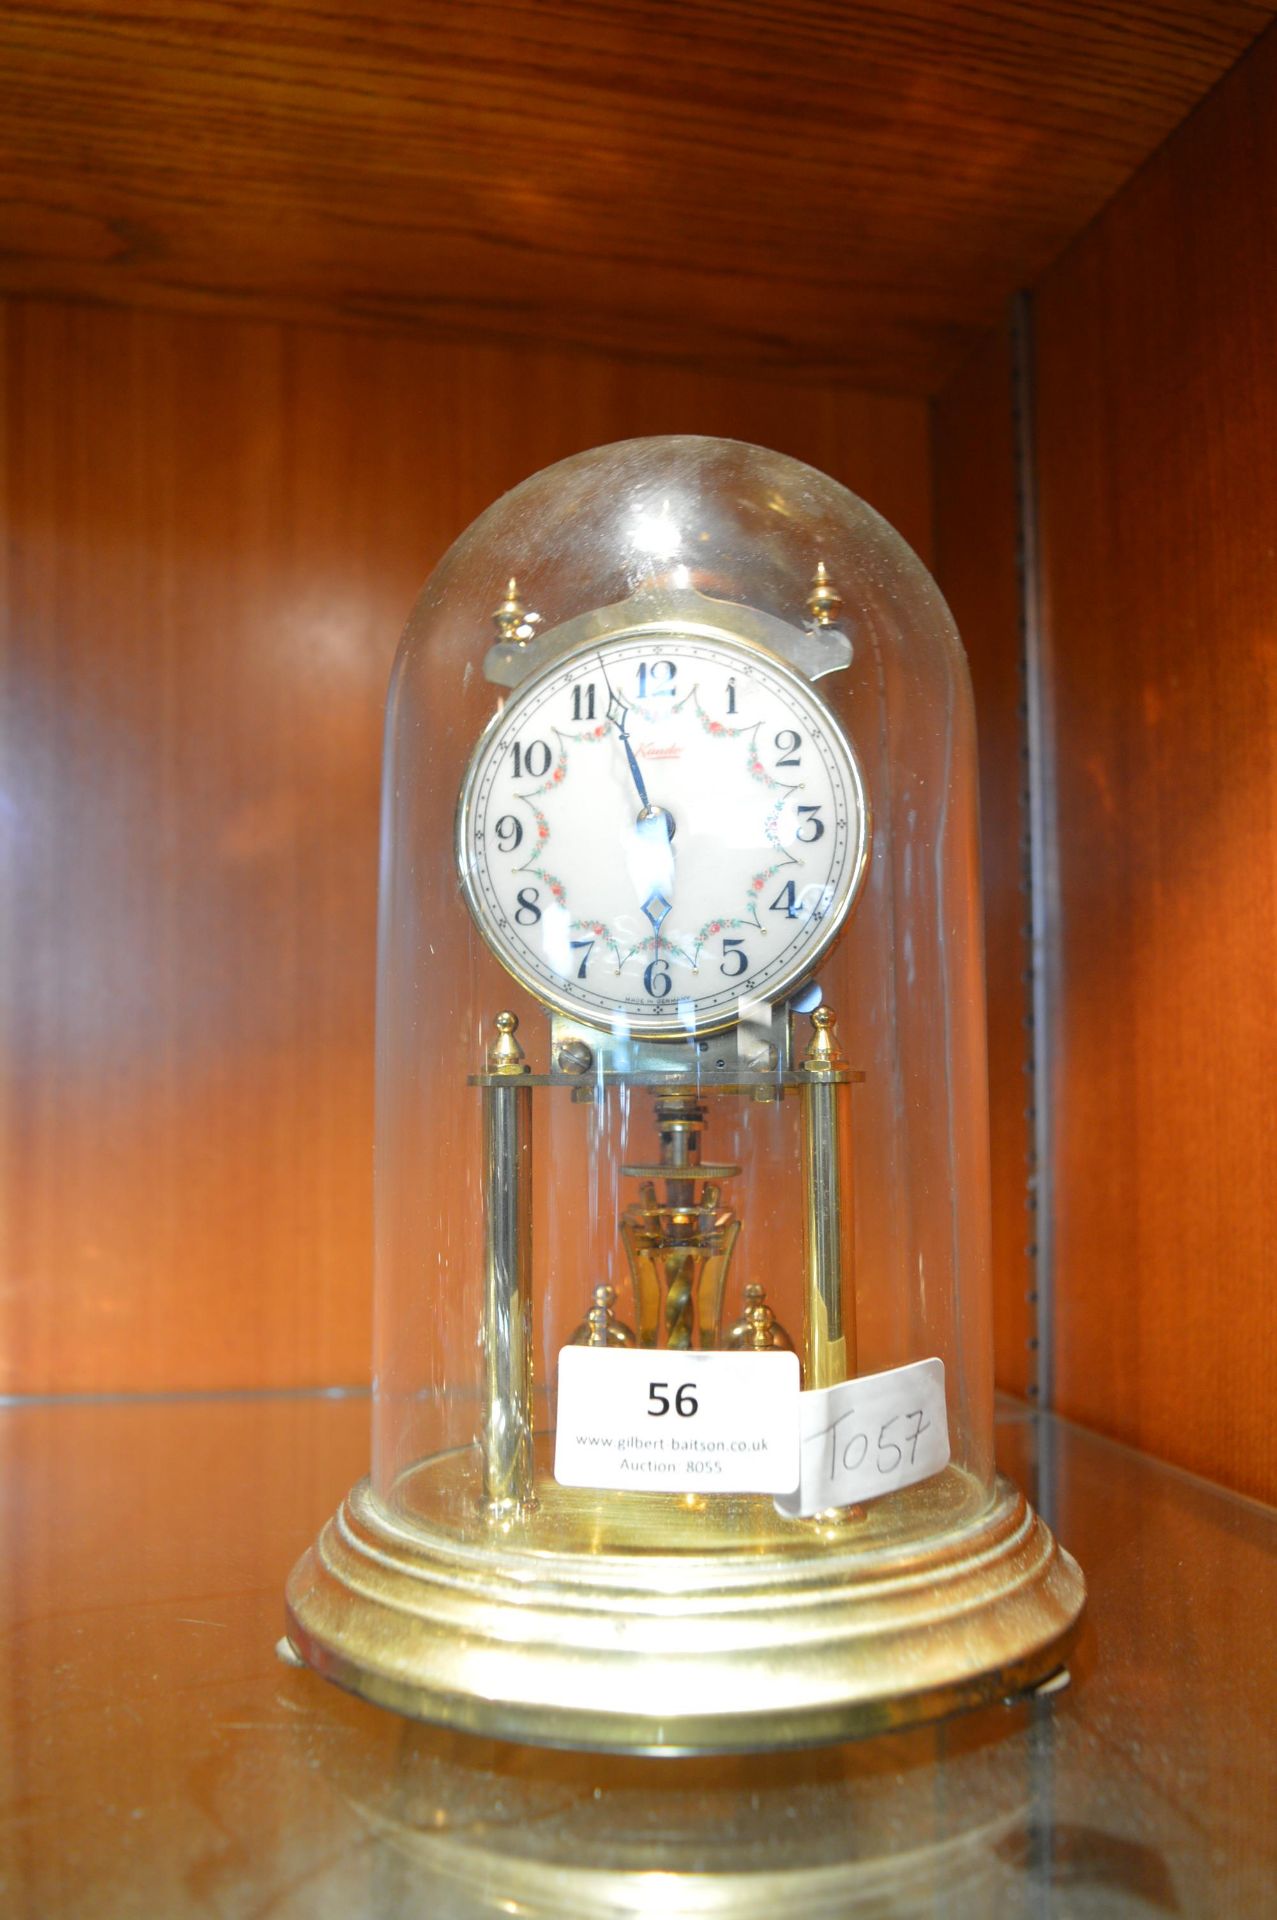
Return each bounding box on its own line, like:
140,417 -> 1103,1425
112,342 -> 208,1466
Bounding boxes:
457,625 -> 869,1037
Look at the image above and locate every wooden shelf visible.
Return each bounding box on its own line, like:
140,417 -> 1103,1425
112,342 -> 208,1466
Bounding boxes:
0,1 -> 1270,389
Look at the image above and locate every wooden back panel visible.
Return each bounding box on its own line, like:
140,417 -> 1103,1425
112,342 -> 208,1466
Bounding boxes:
0,300 -> 931,1392
1034,26 -> 1277,1502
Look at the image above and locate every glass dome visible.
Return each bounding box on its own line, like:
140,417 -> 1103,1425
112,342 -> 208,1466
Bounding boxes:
287,436 -> 1083,1751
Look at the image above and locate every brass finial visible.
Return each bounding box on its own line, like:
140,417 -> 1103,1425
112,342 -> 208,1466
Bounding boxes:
570,1283 -> 636,1348
492,576 -> 541,648
746,1303 -> 776,1350
801,1004 -> 847,1074
489,1010 -> 530,1075
726,1282 -> 792,1352
806,561 -> 842,630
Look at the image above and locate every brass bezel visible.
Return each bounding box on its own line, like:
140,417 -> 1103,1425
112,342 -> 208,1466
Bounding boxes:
455,618 -> 871,1040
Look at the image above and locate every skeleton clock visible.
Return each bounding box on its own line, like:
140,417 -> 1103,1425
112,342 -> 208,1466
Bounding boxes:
286,436 -> 1084,1750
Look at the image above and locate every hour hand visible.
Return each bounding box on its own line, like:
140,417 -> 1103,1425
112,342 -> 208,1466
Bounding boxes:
631,805 -> 676,934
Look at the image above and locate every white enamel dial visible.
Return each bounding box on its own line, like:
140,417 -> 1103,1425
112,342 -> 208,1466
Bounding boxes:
457,625 -> 869,1037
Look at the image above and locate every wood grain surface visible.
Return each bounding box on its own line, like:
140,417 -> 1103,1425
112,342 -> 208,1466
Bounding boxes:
932,323 -> 1037,1401
1034,25 -> 1277,1502
0,2 -> 1270,392
0,296 -> 931,1394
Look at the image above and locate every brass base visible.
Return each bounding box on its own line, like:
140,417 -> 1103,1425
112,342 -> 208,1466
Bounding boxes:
286,1470 -> 1084,1754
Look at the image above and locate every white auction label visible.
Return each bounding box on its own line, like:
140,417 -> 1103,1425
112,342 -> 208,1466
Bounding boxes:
555,1346 -> 800,1495
774,1357 -> 950,1518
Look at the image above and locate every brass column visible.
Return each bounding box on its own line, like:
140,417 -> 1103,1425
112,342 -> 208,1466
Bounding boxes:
799,1006 -> 856,1389
482,1011 -> 534,1514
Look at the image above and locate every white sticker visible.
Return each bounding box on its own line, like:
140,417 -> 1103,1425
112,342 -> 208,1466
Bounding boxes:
774,1357 -> 950,1518
555,1346 -> 800,1495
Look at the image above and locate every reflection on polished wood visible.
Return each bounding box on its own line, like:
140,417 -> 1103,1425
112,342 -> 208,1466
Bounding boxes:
0,5 -> 1270,388
0,296 -> 930,1396
2,1394 -> 1273,1914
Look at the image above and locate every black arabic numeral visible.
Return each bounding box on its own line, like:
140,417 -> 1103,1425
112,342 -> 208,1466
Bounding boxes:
644,958 -> 672,997
795,804 -> 824,843
719,937 -> 748,977
637,659 -> 677,699
769,880 -> 800,919
494,814 -> 523,853
515,887 -> 542,925
571,682 -> 597,722
569,937 -> 594,979
647,1381 -> 698,1417
726,677 -> 737,716
775,728 -> 802,768
512,738 -> 552,779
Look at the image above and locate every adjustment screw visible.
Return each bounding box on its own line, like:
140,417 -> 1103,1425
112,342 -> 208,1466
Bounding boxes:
555,1038 -> 594,1075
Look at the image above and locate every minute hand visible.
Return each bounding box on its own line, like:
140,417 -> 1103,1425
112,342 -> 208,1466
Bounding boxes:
601,668 -> 653,811
621,728 -> 651,812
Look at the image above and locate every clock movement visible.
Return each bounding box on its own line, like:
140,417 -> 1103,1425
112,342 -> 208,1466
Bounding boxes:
285,435 -> 1084,1750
